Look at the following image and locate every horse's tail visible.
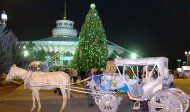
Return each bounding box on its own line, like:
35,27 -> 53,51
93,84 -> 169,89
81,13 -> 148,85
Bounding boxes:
67,75 -> 71,100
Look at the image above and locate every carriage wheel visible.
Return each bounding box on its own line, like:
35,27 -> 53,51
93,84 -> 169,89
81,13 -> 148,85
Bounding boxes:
93,94 -> 101,105
149,90 -> 183,112
98,94 -> 118,112
167,88 -> 189,112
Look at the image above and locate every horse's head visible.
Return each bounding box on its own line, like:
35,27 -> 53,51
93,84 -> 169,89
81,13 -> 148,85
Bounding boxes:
6,64 -> 17,82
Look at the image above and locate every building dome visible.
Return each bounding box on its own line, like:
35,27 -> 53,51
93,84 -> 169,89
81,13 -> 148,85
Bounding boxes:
52,20 -> 78,37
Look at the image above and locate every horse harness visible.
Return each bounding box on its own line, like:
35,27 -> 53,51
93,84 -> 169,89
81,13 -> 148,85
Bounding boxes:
19,71 -> 33,89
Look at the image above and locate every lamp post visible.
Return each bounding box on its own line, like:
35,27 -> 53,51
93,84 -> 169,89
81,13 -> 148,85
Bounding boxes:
23,45 -> 29,57
183,62 -> 186,66
0,10 -> 8,27
185,51 -> 190,65
177,59 -> 181,68
131,53 -> 137,59
23,50 -> 29,57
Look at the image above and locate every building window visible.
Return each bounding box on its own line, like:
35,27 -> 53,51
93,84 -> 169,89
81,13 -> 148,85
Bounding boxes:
59,23 -> 62,26
64,23 -> 68,26
69,23 -> 73,27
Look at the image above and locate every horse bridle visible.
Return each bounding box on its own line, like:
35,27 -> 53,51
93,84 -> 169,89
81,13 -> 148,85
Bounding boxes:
9,71 -> 32,85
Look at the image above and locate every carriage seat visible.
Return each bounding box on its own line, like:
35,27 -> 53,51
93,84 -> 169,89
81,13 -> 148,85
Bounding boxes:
141,78 -> 162,99
124,75 -> 138,85
126,80 -> 143,97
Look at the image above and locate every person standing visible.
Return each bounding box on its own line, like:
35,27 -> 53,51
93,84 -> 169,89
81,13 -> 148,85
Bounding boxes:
101,57 -> 117,91
72,68 -> 78,85
85,67 -> 97,107
79,69 -> 86,84
104,57 -> 117,75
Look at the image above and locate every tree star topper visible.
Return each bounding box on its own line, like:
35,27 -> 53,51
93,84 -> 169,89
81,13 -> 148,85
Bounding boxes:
90,3 -> 96,9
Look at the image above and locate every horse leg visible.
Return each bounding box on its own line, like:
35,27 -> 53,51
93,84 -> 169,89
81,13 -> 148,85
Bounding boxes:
59,87 -> 67,112
67,79 -> 71,100
67,85 -> 70,100
31,91 -> 36,111
34,90 -> 41,112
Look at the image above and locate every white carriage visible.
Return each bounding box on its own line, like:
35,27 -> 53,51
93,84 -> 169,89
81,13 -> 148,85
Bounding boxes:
89,57 -> 190,112
6,57 -> 190,112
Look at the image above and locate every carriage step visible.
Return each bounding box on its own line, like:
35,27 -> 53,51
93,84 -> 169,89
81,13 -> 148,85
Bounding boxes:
132,102 -> 140,110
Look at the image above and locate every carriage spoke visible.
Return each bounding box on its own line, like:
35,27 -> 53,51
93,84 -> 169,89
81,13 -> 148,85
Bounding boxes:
169,107 -> 182,112
154,104 -> 164,109
157,108 -> 165,112
154,104 -> 165,112
153,99 -> 164,108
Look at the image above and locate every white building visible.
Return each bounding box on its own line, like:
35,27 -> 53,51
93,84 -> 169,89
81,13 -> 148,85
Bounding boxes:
20,17 -> 124,67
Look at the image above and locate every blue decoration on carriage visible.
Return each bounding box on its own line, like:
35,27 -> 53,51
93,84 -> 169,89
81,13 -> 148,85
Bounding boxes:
28,61 -> 49,72
118,84 -> 129,92
92,74 -> 129,92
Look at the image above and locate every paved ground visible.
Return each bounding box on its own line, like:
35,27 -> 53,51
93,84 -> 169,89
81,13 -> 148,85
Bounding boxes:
0,84 -> 142,112
0,79 -> 190,112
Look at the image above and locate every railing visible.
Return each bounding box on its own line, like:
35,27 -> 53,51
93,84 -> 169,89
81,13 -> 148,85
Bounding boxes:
44,52 -> 60,64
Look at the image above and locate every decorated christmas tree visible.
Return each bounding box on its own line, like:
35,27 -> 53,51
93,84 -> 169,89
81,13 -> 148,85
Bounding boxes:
72,3 -> 108,71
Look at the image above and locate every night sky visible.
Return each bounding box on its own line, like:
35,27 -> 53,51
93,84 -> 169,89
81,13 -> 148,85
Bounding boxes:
1,0 -> 190,69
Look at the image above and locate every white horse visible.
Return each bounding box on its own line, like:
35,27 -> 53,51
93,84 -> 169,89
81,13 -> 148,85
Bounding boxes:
6,65 -> 70,112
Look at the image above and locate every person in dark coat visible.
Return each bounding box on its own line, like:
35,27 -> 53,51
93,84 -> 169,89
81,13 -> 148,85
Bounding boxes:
85,67 -> 97,107
79,69 -> 86,84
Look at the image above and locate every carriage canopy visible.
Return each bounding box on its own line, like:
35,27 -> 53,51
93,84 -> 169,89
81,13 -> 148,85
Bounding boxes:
114,57 -> 169,78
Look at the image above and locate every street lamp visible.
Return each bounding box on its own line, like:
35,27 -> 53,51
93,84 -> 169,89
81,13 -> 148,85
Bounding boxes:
185,51 -> 190,65
131,53 -> 137,59
183,62 -> 186,66
23,45 -> 26,49
24,50 -> 29,57
0,10 -> 8,27
177,59 -> 181,68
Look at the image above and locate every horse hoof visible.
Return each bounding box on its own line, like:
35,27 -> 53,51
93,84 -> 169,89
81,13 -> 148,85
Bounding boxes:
31,109 -> 35,111
31,107 -> 36,112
